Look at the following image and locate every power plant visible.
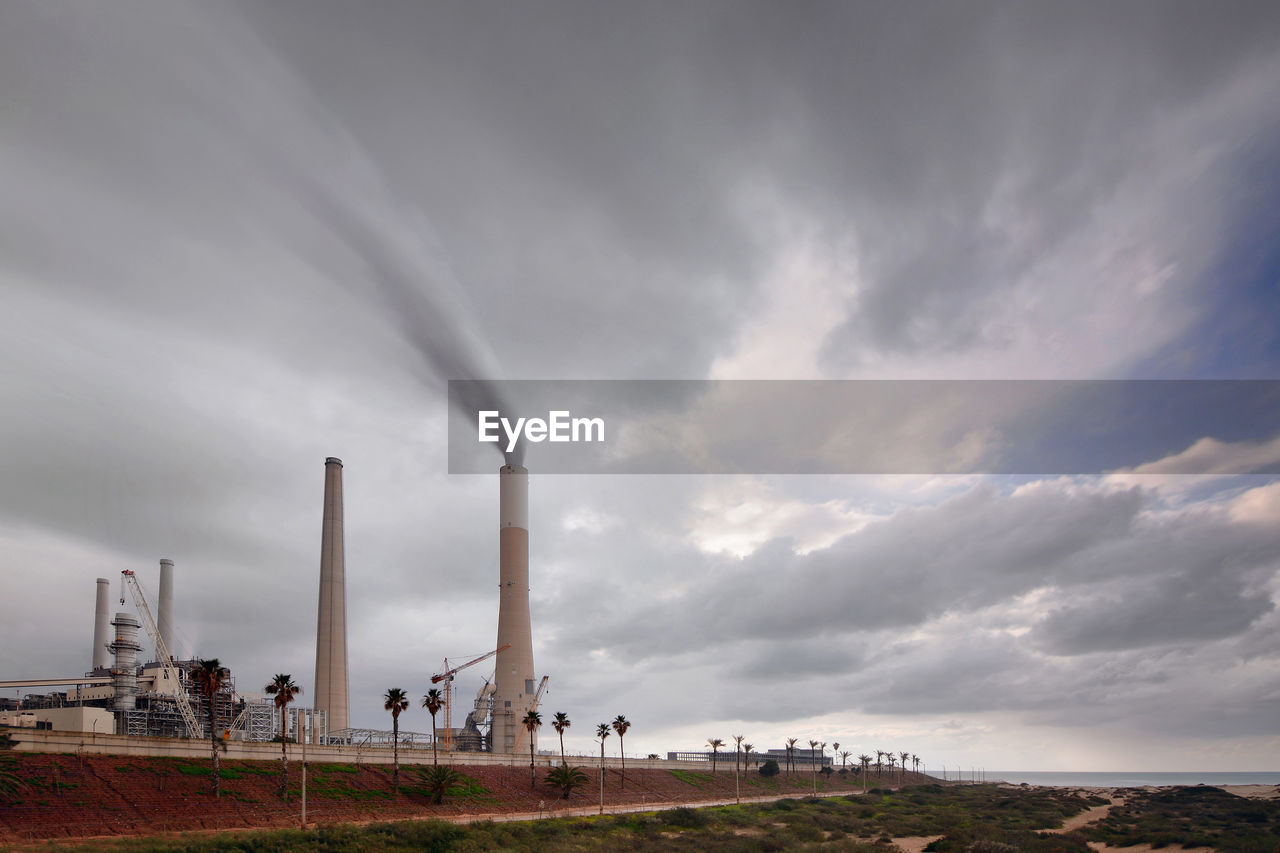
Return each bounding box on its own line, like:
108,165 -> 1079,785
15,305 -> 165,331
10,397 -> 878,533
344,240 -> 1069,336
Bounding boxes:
1,456 -> 545,756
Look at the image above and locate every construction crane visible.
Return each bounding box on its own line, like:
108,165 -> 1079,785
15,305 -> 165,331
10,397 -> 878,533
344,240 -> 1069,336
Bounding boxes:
119,570 -> 202,739
431,644 -> 509,752
530,675 -> 549,711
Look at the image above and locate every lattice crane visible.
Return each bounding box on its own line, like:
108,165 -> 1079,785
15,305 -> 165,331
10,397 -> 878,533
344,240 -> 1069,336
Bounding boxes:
120,570 -> 202,739
431,644 -> 509,751
530,675 -> 549,711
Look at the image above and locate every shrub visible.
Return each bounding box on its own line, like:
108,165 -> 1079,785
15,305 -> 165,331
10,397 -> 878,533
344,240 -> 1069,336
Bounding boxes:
659,807 -> 709,828
543,765 -> 589,800
423,766 -> 463,804
759,759 -> 780,778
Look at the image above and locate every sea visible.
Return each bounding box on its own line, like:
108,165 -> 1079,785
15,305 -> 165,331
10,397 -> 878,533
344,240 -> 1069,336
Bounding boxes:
982,771 -> 1280,788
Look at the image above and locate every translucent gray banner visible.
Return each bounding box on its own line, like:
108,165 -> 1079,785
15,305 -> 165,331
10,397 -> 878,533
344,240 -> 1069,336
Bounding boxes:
447,380 -> 1280,475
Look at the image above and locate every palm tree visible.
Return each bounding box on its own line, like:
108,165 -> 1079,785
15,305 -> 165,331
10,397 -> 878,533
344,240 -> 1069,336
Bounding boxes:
912,754 -> 920,775
732,734 -> 744,775
422,688 -> 443,766
743,743 -> 754,771
384,687 -> 409,791
840,750 -> 851,770
875,750 -> 885,777
707,737 -> 724,774
858,754 -> 872,793
900,751 -> 910,784
887,753 -> 897,781
264,674 -> 300,799
785,738 -> 798,774
808,740 -> 820,791
522,709 -> 542,788
191,658 -> 228,797
552,712 -> 571,766
611,715 -> 630,789
596,722 -> 610,793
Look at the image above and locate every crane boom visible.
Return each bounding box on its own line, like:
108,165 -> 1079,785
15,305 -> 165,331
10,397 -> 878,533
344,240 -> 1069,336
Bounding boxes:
120,570 -> 202,739
530,675 -> 549,710
430,644 -> 510,683
431,644 -> 509,751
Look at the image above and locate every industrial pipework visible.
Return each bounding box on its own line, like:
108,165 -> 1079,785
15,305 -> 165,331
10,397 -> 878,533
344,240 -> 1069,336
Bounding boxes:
109,612 -> 141,711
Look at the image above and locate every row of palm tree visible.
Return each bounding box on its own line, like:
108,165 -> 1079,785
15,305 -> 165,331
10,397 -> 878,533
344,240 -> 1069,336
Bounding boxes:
184,662 -> 621,802
520,712 -> 632,791
703,734 -> 924,792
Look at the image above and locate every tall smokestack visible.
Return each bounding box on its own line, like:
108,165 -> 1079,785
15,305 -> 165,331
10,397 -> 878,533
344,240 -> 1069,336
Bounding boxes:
92,578 -> 111,671
157,558 -> 175,660
314,457 -> 350,734
493,464 -> 536,754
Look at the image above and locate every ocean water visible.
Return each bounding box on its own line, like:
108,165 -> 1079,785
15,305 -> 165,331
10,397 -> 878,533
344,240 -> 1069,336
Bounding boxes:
985,771 -> 1280,788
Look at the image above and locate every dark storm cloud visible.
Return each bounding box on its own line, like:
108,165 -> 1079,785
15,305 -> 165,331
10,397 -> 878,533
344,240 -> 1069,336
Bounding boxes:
801,1 -> 1280,367
1035,571 -> 1275,654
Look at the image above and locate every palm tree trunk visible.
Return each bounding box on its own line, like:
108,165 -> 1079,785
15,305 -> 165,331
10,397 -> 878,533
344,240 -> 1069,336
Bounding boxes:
559,731 -> 566,766
618,736 -> 625,790
208,700 -> 220,798
430,712 -> 438,766
529,729 -> 536,788
392,718 -> 400,792
280,707 -> 289,800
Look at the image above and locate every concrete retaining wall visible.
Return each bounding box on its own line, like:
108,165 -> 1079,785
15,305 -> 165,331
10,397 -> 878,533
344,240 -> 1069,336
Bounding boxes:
9,729 -> 695,771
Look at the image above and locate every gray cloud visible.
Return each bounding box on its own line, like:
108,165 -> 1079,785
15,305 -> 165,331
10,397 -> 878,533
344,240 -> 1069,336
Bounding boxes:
2,1 -> 1278,768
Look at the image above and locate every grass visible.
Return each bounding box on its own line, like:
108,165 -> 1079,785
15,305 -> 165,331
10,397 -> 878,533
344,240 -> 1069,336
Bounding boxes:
1079,785 -> 1280,853
30,784 -> 1104,852
7,772 -> 1272,853
669,769 -> 714,788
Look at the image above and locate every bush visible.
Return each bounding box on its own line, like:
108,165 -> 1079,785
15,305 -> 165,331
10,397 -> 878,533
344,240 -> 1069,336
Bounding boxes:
759,759 -> 780,778
543,765 -> 588,800
659,807 -> 709,828
423,766 -> 463,804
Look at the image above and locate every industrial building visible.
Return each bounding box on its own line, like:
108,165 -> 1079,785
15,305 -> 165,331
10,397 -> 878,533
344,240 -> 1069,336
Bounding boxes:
1,457 -> 535,757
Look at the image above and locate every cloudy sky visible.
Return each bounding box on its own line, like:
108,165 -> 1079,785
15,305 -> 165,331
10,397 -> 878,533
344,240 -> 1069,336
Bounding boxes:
3,0 -> 1279,771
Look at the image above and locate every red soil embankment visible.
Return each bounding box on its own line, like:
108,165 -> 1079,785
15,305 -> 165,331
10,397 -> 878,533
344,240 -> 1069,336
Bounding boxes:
0,753 -> 919,844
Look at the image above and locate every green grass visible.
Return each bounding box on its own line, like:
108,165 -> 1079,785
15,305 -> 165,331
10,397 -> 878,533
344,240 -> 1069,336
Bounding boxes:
669,768 -> 714,788
315,762 -> 359,774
